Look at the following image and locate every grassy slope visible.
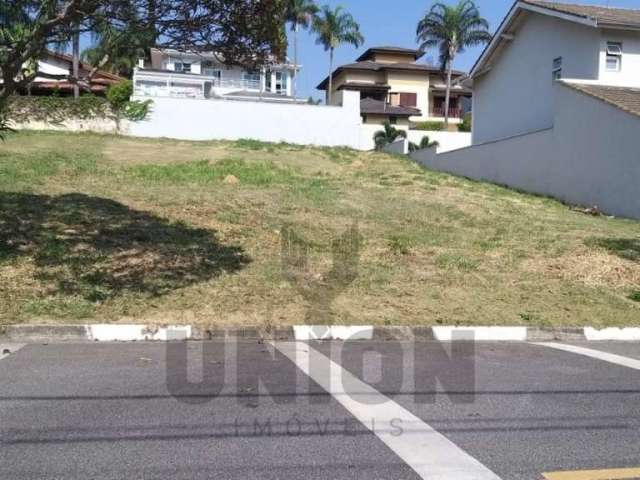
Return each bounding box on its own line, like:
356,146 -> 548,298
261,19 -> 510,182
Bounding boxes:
0,130 -> 639,327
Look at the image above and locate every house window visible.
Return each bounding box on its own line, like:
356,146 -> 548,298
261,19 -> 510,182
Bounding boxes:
552,57 -> 562,80
606,42 -> 622,72
399,92 -> 418,107
202,62 -> 221,79
389,116 -> 398,125
174,62 -> 192,73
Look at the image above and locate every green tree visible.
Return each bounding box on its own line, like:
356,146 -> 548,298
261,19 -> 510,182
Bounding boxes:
312,5 -> 364,105
285,0 -> 318,99
416,0 -> 491,126
373,121 -> 407,151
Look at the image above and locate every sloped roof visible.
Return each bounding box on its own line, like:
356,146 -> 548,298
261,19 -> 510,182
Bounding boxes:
360,98 -> 421,117
317,61 -> 465,90
562,82 -> 640,118
356,46 -> 424,62
469,1 -> 640,81
522,1 -> 640,29
45,50 -> 123,82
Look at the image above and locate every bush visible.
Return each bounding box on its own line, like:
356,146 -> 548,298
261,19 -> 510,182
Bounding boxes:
412,121 -> 445,131
106,80 -> 152,123
106,80 -> 134,111
0,100 -> 14,141
458,112 -> 472,132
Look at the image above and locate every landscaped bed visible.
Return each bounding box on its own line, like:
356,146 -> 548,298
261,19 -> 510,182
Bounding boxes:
1,130 -> 639,327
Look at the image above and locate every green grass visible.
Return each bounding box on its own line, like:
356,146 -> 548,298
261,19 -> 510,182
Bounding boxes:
1,130 -> 639,327
127,158 -> 296,186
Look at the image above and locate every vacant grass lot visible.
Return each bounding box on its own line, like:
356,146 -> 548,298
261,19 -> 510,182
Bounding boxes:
1,130 -> 639,327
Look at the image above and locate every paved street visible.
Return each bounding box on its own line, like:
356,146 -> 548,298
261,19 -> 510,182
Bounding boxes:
1,340 -> 640,479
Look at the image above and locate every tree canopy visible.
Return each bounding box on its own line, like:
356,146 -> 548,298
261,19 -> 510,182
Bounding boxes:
0,0 -> 288,99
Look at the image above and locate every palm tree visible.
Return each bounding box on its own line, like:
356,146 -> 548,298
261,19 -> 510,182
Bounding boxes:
416,0 -> 491,127
373,121 -> 407,150
312,5 -> 364,105
285,0 -> 319,99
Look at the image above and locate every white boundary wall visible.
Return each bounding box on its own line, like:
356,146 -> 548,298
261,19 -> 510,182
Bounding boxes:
410,81 -> 640,219
359,123 -> 471,153
128,90 -> 362,148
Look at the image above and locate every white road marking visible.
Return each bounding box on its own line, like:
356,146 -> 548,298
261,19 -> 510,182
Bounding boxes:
272,341 -> 502,480
532,342 -> 640,370
0,344 -> 26,360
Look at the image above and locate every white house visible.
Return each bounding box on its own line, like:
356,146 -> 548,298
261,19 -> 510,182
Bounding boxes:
467,0 -> 640,144
132,48 -> 299,101
411,1 -> 640,219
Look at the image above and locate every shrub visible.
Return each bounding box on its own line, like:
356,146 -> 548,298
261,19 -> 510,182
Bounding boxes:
106,80 -> 134,111
0,100 -> 14,141
373,121 -> 407,150
408,135 -> 439,152
458,112 -> 472,132
412,121 -> 445,131
629,290 -> 640,302
106,80 -> 152,123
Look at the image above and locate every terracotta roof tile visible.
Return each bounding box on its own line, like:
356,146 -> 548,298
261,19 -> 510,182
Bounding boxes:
562,82 -> 640,118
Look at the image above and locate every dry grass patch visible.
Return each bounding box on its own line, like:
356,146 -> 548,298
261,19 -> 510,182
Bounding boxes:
1,130 -> 639,327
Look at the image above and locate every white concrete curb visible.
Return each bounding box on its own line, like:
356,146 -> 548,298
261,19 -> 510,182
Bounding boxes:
2,324 -> 640,342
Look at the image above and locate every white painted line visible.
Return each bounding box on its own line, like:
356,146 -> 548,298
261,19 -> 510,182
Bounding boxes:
273,341 -> 501,480
433,326 -> 527,342
0,344 -> 26,360
532,342 -> 640,370
584,327 -> 640,341
293,325 -> 373,341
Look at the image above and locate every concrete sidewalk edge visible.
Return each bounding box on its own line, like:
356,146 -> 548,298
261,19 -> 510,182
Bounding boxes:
2,324 -> 640,342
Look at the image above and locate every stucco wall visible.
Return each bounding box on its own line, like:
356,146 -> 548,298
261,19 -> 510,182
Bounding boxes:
13,118 -> 123,134
598,29 -> 640,87
411,82 -> 640,219
385,71 -> 430,122
472,12 -> 600,145
128,90 -> 362,148
382,138 -> 408,155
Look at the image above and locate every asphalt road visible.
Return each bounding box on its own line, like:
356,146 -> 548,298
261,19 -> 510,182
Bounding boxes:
1,340 -> 640,480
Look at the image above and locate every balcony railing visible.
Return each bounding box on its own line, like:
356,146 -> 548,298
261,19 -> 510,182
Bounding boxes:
211,78 -> 261,90
430,107 -> 463,118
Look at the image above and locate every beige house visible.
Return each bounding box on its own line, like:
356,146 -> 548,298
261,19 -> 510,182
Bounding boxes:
317,46 -> 472,126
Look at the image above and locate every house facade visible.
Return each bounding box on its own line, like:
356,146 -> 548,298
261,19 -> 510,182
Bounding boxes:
132,48 -> 298,101
467,0 -> 640,144
316,46 -> 472,127
413,0 -> 640,219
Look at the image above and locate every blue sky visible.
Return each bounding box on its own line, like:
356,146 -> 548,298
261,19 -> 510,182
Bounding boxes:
289,0 -> 640,100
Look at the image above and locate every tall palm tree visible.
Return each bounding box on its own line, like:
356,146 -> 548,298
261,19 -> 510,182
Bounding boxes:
416,0 -> 491,127
312,5 -> 364,105
285,0 -> 318,99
